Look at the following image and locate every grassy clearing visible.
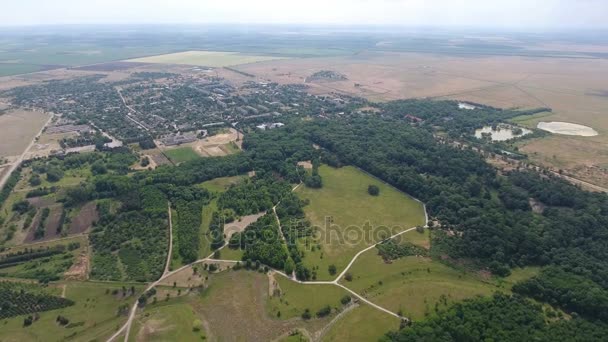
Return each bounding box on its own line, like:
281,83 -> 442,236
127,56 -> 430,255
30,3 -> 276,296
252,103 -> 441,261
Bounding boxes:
216,246 -> 244,261
127,50 -> 286,67
341,251 -> 539,320
198,199 -> 217,259
322,304 -> 400,342
197,175 -> 245,193
267,274 -> 348,319
164,146 -> 200,164
194,270 -> 328,340
129,297 -> 205,342
0,281 -> 143,342
0,109 -> 49,157
296,165 -> 425,280
509,111 -> 554,129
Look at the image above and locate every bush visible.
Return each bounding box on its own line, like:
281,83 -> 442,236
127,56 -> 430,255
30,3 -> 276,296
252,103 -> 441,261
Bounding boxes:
367,185 -> 380,196
316,305 -> 331,318
301,308 -> 311,320
328,264 -> 337,276
344,272 -> 353,281
341,295 -> 352,305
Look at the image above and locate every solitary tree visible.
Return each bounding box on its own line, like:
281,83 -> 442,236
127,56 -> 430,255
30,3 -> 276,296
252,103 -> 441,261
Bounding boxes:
368,185 -> 380,196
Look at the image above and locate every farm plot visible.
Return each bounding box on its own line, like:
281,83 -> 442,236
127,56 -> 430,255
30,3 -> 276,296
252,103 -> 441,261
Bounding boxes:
126,51 -> 287,67
0,109 -> 50,157
296,165 -> 426,280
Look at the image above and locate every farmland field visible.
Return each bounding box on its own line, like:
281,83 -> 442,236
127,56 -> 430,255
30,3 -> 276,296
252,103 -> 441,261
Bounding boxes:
296,165 -> 426,280
126,51 -> 287,67
0,109 -> 50,157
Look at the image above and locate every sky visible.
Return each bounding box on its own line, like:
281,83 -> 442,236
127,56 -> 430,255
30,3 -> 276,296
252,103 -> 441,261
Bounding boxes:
1,0 -> 606,29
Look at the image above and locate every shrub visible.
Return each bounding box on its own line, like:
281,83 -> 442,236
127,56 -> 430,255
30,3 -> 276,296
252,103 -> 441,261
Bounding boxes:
367,185 -> 379,196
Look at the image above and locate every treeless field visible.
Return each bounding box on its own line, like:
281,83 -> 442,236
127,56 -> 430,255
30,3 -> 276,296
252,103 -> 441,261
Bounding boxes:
241,51 -> 608,187
190,271 -> 331,341
0,109 -> 50,157
126,51 -> 288,67
296,165 -> 426,280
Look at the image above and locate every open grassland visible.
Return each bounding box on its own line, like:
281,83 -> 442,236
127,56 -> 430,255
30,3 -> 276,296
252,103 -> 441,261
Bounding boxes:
267,274 -> 348,319
129,297 -> 206,342
127,51 -> 287,67
0,281 -> 143,342
163,146 -> 200,164
0,109 -> 50,157
322,304 -> 400,342
193,270 -> 330,341
341,251 -> 538,320
296,165 -> 425,280
197,175 -> 245,193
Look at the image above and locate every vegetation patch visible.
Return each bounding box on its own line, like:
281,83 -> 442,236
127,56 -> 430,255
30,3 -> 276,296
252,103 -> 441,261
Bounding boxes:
164,146 -> 201,164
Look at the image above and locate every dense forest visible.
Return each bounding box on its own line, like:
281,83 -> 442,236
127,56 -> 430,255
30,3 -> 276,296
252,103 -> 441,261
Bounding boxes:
382,293 -> 608,342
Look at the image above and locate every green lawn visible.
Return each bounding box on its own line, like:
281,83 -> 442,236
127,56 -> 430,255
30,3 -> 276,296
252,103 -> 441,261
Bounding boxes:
341,251 -> 526,320
0,281 -> 143,342
322,304 -> 400,342
198,199 -> 217,259
128,298 -> 205,342
164,146 -> 201,164
267,274 -> 348,319
216,246 -> 244,261
296,165 -> 426,280
509,111 -> 554,129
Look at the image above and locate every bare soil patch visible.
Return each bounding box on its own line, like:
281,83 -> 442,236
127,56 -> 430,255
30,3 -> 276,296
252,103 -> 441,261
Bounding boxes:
157,265 -> 207,289
297,161 -> 313,169
224,212 -> 265,240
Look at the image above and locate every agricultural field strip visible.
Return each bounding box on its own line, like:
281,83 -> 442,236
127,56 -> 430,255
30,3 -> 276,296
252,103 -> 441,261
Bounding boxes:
0,113 -> 53,189
109,179 -> 428,341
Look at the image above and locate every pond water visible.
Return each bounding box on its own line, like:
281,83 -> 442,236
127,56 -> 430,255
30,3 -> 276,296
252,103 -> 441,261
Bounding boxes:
537,121 -> 598,136
474,125 -> 532,141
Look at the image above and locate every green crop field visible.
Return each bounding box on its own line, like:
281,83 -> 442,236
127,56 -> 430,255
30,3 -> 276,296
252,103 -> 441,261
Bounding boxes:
164,146 -> 201,164
267,274 -> 348,319
126,51 -> 287,67
296,165 -> 426,280
0,281 -> 143,342
341,250 -> 536,320
322,304 -> 400,342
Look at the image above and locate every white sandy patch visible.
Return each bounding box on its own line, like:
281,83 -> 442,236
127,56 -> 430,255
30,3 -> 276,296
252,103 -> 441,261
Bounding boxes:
537,121 -> 598,136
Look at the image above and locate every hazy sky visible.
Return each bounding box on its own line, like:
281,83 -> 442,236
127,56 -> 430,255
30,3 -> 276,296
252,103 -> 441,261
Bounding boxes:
1,0 -> 606,29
